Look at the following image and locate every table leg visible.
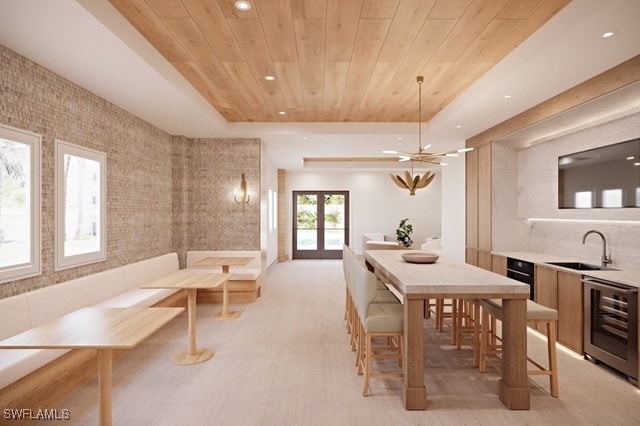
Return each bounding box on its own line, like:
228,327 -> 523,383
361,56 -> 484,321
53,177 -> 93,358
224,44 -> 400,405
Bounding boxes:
212,266 -> 240,320
97,348 -> 113,426
402,298 -> 427,410
499,298 -> 530,410
171,289 -> 213,365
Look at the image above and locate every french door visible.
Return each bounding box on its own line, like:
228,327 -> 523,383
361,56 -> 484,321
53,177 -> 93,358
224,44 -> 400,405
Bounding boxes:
292,191 -> 349,259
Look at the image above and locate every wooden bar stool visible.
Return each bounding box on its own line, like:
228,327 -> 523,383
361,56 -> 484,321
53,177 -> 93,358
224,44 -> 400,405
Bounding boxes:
454,299 -> 481,367
353,258 -> 403,396
479,299 -> 559,397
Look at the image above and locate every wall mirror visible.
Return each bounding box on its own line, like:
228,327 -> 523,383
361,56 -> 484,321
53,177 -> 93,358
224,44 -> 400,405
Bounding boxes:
558,138 -> 640,208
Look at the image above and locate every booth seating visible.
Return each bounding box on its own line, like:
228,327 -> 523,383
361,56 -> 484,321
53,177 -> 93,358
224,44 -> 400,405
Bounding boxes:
185,251 -> 264,303
0,253 -> 185,411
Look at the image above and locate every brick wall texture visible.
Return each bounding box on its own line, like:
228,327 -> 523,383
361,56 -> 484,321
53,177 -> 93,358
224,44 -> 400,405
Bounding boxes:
0,44 -> 261,298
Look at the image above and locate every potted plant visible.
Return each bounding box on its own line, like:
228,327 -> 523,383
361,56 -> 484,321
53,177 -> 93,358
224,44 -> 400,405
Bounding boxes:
396,218 -> 413,248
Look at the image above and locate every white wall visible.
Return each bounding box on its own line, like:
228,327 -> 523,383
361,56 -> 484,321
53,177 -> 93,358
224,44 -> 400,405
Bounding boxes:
440,156 -> 466,261
264,159 -> 278,267
286,170 -> 442,255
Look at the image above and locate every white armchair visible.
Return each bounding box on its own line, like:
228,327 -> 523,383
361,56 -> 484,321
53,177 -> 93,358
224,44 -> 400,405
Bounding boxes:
420,237 -> 441,253
362,233 -> 402,250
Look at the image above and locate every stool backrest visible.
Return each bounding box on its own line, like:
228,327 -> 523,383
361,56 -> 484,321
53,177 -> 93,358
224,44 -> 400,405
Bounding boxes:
343,245 -> 357,292
342,244 -> 349,284
354,258 -> 378,318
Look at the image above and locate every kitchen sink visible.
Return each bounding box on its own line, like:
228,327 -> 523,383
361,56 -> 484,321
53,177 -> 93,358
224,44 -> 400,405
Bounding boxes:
544,261 -> 618,271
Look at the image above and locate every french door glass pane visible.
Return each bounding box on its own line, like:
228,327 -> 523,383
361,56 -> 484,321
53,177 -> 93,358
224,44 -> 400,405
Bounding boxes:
324,194 -> 345,250
63,154 -> 101,257
0,139 -> 31,267
296,194 -> 317,250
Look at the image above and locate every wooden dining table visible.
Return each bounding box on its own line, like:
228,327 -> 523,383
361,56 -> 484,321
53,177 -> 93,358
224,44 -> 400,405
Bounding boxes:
0,307 -> 183,426
364,250 -> 531,411
141,271 -> 232,364
192,256 -> 254,320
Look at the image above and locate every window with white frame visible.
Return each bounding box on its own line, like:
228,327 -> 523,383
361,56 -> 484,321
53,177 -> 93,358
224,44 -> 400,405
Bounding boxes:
0,124 -> 41,283
55,140 -> 106,270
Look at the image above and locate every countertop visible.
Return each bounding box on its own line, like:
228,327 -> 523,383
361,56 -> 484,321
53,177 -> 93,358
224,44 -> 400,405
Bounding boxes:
365,250 -> 530,297
493,251 -> 640,289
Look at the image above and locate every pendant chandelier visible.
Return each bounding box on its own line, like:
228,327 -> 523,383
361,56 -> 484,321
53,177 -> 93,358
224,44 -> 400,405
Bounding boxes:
388,76 -> 472,195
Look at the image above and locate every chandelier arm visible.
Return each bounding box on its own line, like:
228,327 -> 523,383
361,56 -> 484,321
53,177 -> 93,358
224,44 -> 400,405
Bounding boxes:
418,76 -> 422,153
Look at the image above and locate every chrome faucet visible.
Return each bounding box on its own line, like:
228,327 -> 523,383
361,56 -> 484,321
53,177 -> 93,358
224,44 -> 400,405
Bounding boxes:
582,230 -> 612,268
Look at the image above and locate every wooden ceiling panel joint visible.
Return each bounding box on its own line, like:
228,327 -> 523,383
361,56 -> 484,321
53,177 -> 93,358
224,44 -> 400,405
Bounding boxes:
144,0 -> 190,18
110,0 -> 570,122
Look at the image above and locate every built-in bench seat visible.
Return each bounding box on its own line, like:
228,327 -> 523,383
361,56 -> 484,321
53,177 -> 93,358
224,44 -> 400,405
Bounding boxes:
186,250 -> 264,303
0,252 -> 185,412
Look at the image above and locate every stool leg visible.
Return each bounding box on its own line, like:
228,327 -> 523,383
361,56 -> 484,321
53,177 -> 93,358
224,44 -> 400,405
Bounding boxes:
363,333 -> 372,396
456,299 -> 464,348
490,316 -> 497,347
451,299 -> 458,345
436,299 -> 443,330
547,320 -> 559,397
479,308 -> 490,373
356,321 -> 364,372
473,300 -> 481,367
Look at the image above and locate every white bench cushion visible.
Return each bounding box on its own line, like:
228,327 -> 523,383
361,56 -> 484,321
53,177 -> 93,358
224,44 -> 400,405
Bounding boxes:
0,349 -> 68,390
79,268 -> 127,306
1,252 -> 181,391
0,294 -> 31,340
123,253 -> 179,291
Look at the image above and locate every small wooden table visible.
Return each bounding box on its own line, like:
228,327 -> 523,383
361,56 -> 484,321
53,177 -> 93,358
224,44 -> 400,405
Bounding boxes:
0,307 -> 183,426
192,256 -> 254,320
141,271 -> 232,364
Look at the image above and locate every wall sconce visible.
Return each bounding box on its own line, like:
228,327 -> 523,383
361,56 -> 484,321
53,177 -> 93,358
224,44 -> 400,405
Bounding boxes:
234,173 -> 250,204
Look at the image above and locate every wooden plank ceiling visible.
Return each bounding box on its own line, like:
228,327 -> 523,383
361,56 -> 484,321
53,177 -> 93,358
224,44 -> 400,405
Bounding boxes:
108,0 -> 571,123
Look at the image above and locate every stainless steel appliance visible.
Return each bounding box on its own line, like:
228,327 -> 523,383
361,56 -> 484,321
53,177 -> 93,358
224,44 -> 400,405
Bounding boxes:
506,257 -> 534,300
583,277 -> 638,382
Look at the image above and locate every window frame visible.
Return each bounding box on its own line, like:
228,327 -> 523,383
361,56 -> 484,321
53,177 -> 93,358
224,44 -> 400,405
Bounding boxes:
54,140 -> 107,270
0,124 -> 42,284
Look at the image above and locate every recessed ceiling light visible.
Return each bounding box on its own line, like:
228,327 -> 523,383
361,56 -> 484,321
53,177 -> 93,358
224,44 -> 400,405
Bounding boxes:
626,156 -> 634,160
264,75 -> 275,81
503,94 -> 512,99
235,1 -> 251,11
601,31 -> 615,38
456,125 -> 462,129
302,137 -> 308,140
278,111 -> 286,115
397,137 -> 403,140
